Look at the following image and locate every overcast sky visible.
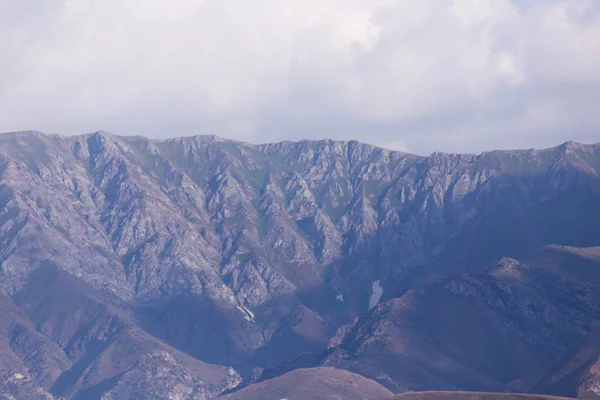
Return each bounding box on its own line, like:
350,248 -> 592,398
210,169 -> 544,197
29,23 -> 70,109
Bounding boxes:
1,0 -> 599,154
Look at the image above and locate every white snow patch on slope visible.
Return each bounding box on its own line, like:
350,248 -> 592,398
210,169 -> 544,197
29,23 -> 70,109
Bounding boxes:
242,306 -> 255,322
369,280 -> 383,310
237,306 -> 255,323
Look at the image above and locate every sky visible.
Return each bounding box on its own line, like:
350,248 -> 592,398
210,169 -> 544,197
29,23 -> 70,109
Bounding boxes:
1,0 -> 599,155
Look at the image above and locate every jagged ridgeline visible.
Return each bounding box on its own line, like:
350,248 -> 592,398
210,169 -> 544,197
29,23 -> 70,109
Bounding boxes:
0,130 -> 599,399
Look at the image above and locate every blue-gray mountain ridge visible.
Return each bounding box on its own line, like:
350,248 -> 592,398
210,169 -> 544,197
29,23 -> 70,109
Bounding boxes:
0,130 -> 599,399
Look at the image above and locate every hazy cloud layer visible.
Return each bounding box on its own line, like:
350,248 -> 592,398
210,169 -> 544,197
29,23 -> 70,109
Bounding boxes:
1,0 -> 599,154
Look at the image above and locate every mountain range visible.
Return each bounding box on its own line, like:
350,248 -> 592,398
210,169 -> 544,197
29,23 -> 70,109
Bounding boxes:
0,130 -> 599,399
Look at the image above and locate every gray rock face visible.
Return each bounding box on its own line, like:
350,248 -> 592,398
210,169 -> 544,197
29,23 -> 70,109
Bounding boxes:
0,130 -> 599,398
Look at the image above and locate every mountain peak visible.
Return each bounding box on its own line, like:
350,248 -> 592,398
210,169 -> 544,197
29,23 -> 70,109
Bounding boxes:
93,129 -> 113,136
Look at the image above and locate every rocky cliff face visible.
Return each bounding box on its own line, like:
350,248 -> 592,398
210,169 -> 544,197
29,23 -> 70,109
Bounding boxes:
0,131 -> 599,399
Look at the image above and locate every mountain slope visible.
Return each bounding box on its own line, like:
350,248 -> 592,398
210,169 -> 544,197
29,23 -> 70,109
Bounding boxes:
4,263 -> 241,399
319,245 -> 600,393
532,320 -> 600,398
391,392 -> 574,400
0,130 -> 599,398
219,367 -> 393,400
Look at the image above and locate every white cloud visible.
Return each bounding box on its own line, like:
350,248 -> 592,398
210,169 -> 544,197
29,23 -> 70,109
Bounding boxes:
0,0 -> 598,154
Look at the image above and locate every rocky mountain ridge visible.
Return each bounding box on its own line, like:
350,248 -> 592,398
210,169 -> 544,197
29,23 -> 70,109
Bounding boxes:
0,130 -> 599,399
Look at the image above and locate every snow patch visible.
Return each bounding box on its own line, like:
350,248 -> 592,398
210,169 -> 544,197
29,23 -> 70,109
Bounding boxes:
242,306 -> 255,322
368,280 -> 383,310
237,305 -> 255,323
